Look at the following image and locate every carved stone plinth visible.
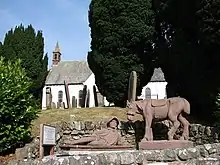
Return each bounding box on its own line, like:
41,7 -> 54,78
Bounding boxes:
60,145 -> 134,151
139,140 -> 194,150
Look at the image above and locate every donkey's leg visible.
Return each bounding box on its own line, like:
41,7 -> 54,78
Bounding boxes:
167,116 -> 180,140
142,115 -> 153,141
178,113 -> 189,140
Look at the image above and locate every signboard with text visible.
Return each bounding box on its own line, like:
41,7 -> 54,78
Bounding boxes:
42,124 -> 56,146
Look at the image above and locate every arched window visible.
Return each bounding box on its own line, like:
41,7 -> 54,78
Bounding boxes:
78,90 -> 83,107
54,54 -> 58,60
58,90 -> 63,103
46,87 -> 51,94
145,87 -> 151,99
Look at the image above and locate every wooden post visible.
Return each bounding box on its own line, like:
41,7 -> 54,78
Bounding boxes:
128,71 -> 137,102
39,124 -> 44,159
64,80 -> 70,109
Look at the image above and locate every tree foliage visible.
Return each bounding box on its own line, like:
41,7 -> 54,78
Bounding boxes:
88,0 -> 156,106
214,92 -> 220,127
153,0 -> 220,121
0,24 -> 48,106
0,57 -> 39,154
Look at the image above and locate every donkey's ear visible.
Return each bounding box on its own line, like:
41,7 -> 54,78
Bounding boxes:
135,101 -> 144,110
126,100 -> 130,107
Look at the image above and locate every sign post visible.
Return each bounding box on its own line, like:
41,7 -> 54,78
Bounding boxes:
39,124 -> 56,159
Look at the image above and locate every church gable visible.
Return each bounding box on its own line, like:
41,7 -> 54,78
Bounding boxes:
150,68 -> 165,82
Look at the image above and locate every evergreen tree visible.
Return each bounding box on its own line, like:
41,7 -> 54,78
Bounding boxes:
88,0 -> 156,106
153,0 -> 220,121
0,24 -> 48,106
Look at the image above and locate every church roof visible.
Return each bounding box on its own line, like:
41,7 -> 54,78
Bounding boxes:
45,61 -> 92,85
150,68 -> 166,82
53,42 -> 61,53
45,62 -> 165,85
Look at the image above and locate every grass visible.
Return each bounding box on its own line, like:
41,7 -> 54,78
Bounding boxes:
31,107 -> 138,137
31,106 -> 209,137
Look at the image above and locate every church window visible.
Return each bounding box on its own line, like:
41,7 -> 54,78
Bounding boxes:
54,54 -> 58,60
58,90 -> 63,103
46,87 -> 51,94
145,87 -> 151,99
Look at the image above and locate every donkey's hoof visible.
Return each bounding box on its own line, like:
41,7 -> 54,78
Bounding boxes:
179,136 -> 184,140
141,138 -> 148,143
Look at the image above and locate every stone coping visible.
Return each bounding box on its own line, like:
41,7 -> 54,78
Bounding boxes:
54,142 -> 220,163
9,143 -> 220,165
139,140 -> 194,150
59,144 -> 134,151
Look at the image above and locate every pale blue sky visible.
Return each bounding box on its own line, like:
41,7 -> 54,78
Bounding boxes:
0,0 -> 91,66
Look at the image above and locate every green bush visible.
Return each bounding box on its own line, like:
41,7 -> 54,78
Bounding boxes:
0,57 -> 39,154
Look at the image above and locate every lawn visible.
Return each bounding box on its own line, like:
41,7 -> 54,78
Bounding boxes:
31,106 -> 207,137
31,107 -> 139,137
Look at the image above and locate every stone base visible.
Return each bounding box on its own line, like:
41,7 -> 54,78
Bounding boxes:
60,145 -> 134,151
139,140 -> 194,150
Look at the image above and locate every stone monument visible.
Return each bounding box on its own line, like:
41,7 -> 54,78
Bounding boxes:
126,71 -> 193,149
126,98 -> 193,149
128,71 -> 137,102
61,117 -> 132,150
46,87 -> 52,109
93,85 -> 99,107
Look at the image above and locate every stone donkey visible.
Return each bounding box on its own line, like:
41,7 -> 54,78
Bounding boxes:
126,97 -> 190,142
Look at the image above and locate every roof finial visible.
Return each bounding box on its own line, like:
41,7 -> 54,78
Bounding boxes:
54,41 -> 60,52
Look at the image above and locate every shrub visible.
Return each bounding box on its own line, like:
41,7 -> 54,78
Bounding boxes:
0,57 -> 39,154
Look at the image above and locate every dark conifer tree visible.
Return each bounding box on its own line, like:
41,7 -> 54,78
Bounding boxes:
88,0 -> 156,106
0,24 -> 48,106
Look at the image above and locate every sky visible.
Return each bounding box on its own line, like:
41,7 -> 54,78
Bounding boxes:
0,0 -> 91,66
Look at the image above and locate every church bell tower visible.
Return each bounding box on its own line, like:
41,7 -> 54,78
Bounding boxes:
52,42 -> 61,67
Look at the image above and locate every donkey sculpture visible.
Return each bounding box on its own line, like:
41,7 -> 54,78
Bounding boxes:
126,97 -> 190,142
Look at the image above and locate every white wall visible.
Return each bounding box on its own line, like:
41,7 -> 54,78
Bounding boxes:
84,74 -> 109,107
42,73 -> 104,109
42,85 -> 67,110
138,82 -> 167,100
42,74 -> 168,110
68,84 -> 84,108
83,74 -> 95,107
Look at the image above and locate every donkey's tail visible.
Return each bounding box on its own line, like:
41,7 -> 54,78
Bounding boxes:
182,98 -> 190,115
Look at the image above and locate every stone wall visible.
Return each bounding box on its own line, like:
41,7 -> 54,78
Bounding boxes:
15,120 -> 220,160
10,143 -> 220,165
55,120 -> 220,149
139,120 -> 219,145
57,120 -> 136,149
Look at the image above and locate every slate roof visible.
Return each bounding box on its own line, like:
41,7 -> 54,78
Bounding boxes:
150,68 -> 166,82
45,61 -> 92,85
45,61 -> 165,85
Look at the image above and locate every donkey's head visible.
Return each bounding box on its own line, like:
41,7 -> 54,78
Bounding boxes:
126,100 -> 143,122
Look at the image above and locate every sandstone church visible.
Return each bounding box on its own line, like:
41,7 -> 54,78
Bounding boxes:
41,43 -> 167,110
